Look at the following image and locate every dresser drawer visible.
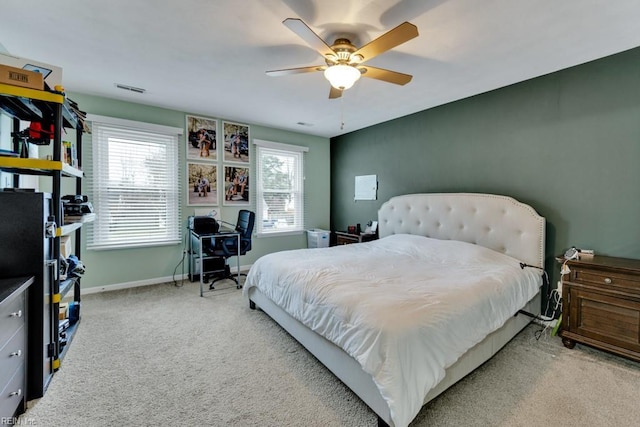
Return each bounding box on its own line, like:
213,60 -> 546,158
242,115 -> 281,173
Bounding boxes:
0,325 -> 26,391
0,292 -> 25,347
334,231 -> 377,245
0,365 -> 25,419
336,233 -> 359,245
572,268 -> 640,294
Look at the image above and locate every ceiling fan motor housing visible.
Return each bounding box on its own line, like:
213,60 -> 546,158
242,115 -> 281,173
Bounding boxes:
329,38 -> 357,63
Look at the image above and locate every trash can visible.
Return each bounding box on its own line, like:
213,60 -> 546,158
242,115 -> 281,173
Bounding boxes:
307,229 -> 330,248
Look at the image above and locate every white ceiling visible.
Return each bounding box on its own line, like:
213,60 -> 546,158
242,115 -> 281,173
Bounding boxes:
1,1 -> 639,138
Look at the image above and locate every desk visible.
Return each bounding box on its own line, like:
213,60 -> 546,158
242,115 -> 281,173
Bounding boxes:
188,228 -> 241,297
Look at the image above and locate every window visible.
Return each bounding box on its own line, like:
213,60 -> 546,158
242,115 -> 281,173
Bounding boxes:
87,116 -> 181,249
254,139 -> 308,236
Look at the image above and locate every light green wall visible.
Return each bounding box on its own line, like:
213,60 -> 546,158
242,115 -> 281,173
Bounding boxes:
330,47 -> 640,284
64,93 -> 330,288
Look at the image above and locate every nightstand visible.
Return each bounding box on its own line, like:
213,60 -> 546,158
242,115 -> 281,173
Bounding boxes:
559,254 -> 640,362
334,231 -> 377,245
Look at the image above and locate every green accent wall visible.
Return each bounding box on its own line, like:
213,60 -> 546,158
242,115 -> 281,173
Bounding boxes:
64,93 -> 330,289
330,47 -> 640,282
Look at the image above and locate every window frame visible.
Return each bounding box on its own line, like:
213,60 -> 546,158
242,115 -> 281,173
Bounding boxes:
87,115 -> 182,250
254,139 -> 308,237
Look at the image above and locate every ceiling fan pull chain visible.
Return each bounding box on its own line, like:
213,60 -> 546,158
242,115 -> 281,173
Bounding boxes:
340,95 -> 345,130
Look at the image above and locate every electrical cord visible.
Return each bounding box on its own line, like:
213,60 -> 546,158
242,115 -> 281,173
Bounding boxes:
519,262 -> 550,298
172,251 -> 186,287
534,288 -> 562,340
535,257 -> 574,339
172,232 -> 189,287
519,262 -> 562,340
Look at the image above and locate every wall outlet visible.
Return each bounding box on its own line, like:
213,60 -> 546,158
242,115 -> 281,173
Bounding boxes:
557,280 -> 563,294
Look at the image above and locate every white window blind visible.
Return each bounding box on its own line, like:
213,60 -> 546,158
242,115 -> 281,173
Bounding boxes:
87,119 -> 181,249
254,139 -> 307,236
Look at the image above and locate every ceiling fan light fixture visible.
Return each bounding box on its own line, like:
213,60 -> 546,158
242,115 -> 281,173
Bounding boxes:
324,64 -> 361,90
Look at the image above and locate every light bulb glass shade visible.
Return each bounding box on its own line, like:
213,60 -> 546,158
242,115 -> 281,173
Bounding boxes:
324,64 -> 361,90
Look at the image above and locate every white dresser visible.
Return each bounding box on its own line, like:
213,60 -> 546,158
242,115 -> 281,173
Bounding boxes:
0,276 -> 33,419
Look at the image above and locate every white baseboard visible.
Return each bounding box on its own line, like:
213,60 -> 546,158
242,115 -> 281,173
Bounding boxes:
81,264 -> 252,295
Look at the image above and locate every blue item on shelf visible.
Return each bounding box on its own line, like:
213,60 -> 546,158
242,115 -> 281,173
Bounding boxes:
68,301 -> 80,323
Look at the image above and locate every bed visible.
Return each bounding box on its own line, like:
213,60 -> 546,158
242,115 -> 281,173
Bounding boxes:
243,193 -> 546,426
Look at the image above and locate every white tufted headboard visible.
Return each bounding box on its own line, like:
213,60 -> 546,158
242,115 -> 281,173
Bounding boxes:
378,193 -> 545,268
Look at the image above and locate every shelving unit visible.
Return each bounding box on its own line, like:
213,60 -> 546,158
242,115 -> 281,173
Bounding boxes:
0,82 -> 88,399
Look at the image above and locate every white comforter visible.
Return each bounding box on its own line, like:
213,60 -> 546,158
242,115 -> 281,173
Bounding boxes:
243,234 -> 541,427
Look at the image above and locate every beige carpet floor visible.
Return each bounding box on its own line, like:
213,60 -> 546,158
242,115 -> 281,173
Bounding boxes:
20,280 -> 640,426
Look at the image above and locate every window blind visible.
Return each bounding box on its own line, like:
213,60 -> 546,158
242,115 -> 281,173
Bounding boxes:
254,140 -> 307,236
87,120 -> 181,249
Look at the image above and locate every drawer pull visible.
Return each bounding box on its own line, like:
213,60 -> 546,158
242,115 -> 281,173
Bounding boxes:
603,278 -> 612,284
9,389 -> 22,397
10,349 -> 22,357
10,309 -> 23,318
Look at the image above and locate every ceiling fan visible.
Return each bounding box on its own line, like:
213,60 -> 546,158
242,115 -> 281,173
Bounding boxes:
266,18 -> 419,99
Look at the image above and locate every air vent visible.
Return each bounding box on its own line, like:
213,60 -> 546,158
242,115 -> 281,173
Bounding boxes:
115,83 -> 146,94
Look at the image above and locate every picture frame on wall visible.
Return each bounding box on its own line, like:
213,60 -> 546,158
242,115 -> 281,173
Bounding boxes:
223,165 -> 250,206
186,115 -> 217,161
187,162 -> 218,206
222,121 -> 250,164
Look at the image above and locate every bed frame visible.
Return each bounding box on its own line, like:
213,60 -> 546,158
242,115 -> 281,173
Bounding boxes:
247,193 -> 546,426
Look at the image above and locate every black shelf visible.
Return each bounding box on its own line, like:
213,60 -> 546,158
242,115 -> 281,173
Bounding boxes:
56,319 -> 81,368
0,82 -> 85,399
59,278 -> 77,300
0,83 -> 79,129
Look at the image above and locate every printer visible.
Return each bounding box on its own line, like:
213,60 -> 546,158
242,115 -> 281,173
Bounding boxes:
61,194 -> 94,215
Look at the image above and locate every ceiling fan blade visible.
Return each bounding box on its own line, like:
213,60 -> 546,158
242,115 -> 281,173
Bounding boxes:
283,18 -> 336,59
351,22 -> 418,62
329,86 -> 342,99
360,66 -> 413,85
266,65 -> 325,77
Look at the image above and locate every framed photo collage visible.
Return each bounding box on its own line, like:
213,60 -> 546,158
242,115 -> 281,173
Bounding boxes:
185,115 -> 250,207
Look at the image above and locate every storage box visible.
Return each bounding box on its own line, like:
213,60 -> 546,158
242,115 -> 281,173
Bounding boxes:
59,302 -> 69,320
307,229 -> 330,248
0,64 -> 44,90
60,235 -> 73,258
0,53 -> 63,90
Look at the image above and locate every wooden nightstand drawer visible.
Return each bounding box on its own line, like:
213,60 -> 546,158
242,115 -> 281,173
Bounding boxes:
572,268 -> 640,294
336,233 -> 359,245
334,231 -> 377,246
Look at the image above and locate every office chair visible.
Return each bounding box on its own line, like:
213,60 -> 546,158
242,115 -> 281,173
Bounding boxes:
206,209 -> 255,289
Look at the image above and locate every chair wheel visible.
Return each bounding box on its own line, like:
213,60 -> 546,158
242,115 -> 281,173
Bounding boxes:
209,284 -> 215,290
